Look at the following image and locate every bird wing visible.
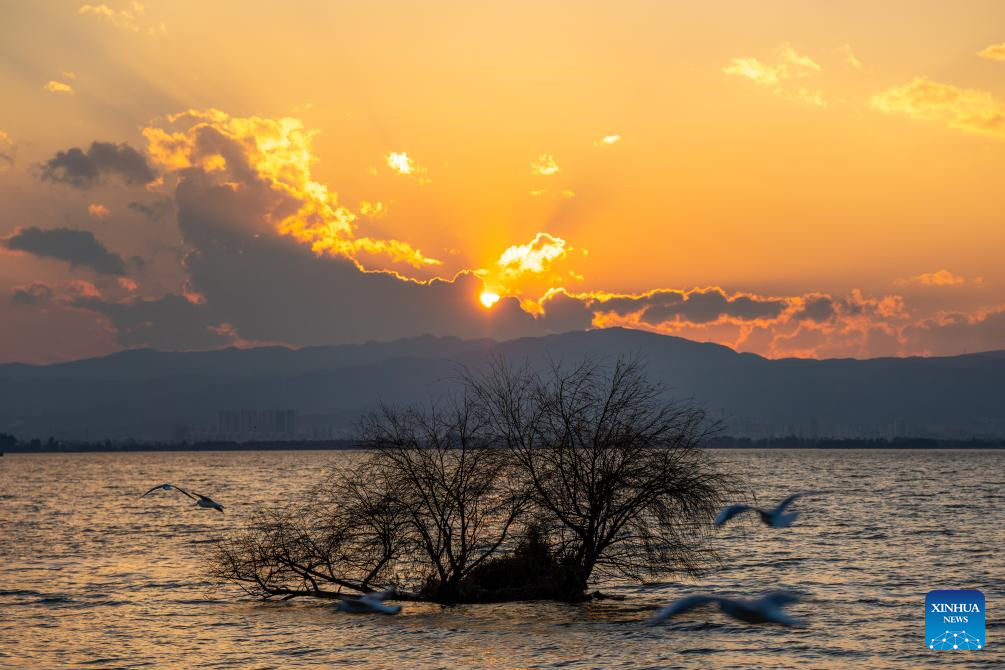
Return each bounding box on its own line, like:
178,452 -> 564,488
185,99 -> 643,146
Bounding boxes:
651,595 -> 719,623
764,610 -> 804,627
361,590 -> 394,603
759,591 -> 802,608
140,484 -> 172,498
773,493 -> 806,514
715,504 -> 755,526
171,485 -> 199,501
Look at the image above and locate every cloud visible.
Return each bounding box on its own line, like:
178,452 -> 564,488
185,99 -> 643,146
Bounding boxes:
478,232 -> 582,301
79,2 -> 165,35
0,130 -> 13,168
386,151 -> 417,175
10,282 -> 54,307
902,306 -> 1005,356
64,112 -> 589,350
127,197 -> 173,222
595,287 -> 788,325
978,43 -> 1005,61
41,141 -> 157,188
870,77 -> 1005,138
724,57 -> 784,86
596,134 -> 621,146
895,269 -> 967,287
778,43 -> 821,72
497,233 -> 569,278
577,285 -> 927,358
839,44 -> 863,69
2,227 -> 127,275
88,203 -> 111,220
69,293 -> 236,350
385,152 -> 429,183
724,43 -> 826,106
358,200 -> 388,219
791,295 -> 835,322
142,110 -> 438,270
39,106 -> 1005,360
44,80 -> 74,94
530,154 -> 560,176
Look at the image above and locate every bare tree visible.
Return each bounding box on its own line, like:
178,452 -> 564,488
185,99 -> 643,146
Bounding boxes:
359,397 -> 528,601
210,462 -> 410,601
211,355 -> 734,604
469,355 -> 733,599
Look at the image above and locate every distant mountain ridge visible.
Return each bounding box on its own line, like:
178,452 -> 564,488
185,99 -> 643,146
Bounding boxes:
2,328 -> 1003,441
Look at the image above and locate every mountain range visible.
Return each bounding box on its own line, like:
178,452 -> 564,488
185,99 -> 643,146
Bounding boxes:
2,328 -> 1003,441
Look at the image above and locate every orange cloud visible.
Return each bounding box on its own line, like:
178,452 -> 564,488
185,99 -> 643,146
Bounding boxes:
530,154 -> 560,176
497,232 -> 569,277
141,109 -> 440,272
78,3 -> 165,35
44,80 -> 74,94
358,200 -> 388,219
88,203 -> 111,220
870,77 -> 1005,138
978,43 -> 1005,61
839,44 -> 862,69
895,269 -> 966,287
383,151 -> 428,181
724,57 -> 784,86
724,44 -> 826,106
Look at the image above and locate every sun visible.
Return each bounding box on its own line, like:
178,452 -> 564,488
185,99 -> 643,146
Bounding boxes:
480,291 -> 500,308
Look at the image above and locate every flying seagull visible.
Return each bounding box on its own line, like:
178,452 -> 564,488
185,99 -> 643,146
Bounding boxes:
336,590 -> 401,615
715,493 -> 815,528
651,591 -> 804,626
141,483 -> 224,513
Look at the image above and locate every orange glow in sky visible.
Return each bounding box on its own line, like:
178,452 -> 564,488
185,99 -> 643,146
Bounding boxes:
1,1 -> 1004,363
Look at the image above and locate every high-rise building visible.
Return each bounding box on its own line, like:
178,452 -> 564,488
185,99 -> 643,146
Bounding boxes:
217,409 -> 297,438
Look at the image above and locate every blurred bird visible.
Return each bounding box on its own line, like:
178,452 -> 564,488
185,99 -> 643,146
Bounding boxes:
141,483 -> 224,513
715,493 -> 814,528
651,591 -> 804,626
336,590 -> 401,615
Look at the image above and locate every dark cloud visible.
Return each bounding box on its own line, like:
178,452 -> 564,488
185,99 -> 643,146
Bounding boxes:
902,308 -> 1005,356
40,141 -> 157,189
794,296 -> 835,322
10,282 -> 54,307
70,293 -> 235,350
2,227 -> 127,275
67,164 -> 585,349
128,198 -> 174,222
535,290 -> 595,333
599,287 -> 787,325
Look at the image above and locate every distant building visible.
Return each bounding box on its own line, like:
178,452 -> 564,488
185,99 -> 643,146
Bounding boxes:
217,409 -> 297,439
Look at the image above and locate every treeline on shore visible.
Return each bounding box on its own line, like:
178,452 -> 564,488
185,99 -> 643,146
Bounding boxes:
3,433 -> 1003,453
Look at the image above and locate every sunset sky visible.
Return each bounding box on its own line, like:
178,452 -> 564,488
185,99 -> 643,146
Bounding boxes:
2,1 -> 1004,363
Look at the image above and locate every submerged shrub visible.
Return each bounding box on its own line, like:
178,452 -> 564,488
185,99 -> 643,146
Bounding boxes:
211,356 -> 735,605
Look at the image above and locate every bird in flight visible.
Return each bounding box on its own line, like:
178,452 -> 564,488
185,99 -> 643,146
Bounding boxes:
651,591 -> 804,626
141,483 -> 224,513
715,492 -> 816,528
335,590 -> 402,615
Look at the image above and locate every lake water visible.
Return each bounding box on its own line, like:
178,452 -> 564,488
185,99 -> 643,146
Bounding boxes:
1,449 -> 1002,668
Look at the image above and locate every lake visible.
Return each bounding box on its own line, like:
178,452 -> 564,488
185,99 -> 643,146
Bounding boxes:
1,450 -> 1002,668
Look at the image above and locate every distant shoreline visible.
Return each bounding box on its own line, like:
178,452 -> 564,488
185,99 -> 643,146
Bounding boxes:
4,436 -> 1004,454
